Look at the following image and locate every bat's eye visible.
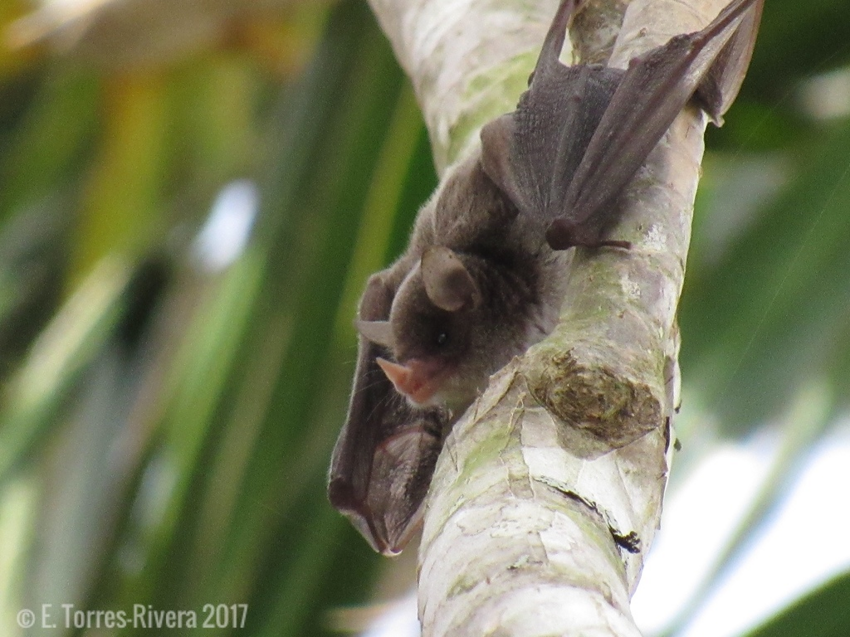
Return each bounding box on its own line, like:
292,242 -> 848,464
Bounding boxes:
436,332 -> 449,347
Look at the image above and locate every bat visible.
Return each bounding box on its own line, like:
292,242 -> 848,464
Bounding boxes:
329,0 -> 763,555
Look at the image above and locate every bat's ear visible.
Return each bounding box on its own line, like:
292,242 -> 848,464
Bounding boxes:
356,320 -> 394,348
421,246 -> 481,312
480,115 -> 529,216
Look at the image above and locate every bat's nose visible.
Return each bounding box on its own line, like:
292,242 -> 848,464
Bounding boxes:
376,357 -> 443,404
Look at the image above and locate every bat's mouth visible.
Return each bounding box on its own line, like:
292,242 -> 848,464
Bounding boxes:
376,357 -> 450,406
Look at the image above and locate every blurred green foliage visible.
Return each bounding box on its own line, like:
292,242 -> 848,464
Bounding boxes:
0,0 -> 848,636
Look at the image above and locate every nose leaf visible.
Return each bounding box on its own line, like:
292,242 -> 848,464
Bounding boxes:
376,358 -> 412,394
376,357 -> 441,405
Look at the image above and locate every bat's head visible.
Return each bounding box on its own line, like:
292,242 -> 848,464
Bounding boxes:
358,245 -> 532,411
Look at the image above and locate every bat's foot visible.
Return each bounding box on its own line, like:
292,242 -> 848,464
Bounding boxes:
546,219 -> 632,251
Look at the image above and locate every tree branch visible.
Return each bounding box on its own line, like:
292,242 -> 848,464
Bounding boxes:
368,0 -> 732,634
368,0 -> 561,172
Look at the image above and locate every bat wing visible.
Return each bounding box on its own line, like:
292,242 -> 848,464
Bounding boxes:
694,0 -> 764,122
480,0 -> 617,228
328,272 -> 447,555
481,65 -> 622,232
482,0 -> 763,250
556,0 -> 764,248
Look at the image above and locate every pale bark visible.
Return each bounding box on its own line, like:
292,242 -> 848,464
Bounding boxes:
367,0 -> 732,635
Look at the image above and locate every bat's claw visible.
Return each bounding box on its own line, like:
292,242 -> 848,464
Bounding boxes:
595,239 -> 632,250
